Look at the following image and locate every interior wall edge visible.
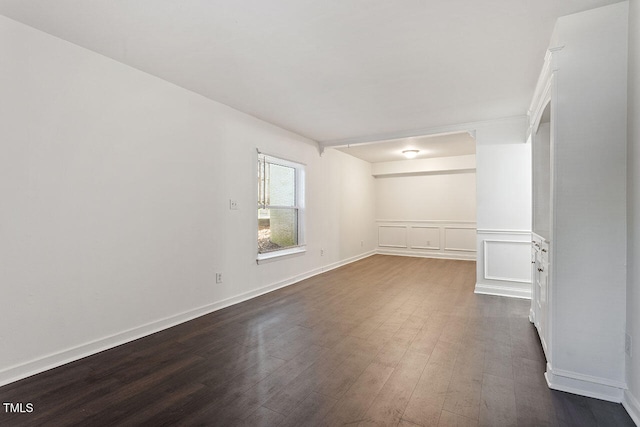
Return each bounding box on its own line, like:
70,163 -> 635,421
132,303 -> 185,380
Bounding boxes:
473,283 -> 532,300
320,114 -> 528,148
623,390 -> 640,426
546,367 -> 626,403
375,249 -> 476,261
476,229 -> 532,300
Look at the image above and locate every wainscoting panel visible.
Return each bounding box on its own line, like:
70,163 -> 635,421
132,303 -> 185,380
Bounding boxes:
483,240 -> 531,283
408,226 -> 440,250
444,227 -> 476,252
378,225 -> 407,248
377,220 -> 476,260
475,229 -> 532,299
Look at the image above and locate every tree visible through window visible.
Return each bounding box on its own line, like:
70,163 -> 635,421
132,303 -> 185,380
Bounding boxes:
257,153 -> 304,255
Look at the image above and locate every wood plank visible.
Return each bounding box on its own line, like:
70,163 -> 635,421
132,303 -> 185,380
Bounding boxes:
479,373 -> 518,427
358,350 -> 430,427
0,255 -> 633,426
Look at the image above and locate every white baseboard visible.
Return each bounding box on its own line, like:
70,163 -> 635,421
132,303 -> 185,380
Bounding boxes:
0,251 -> 376,388
545,364 -> 625,403
376,248 -> 476,261
474,282 -> 531,299
623,390 -> 640,426
322,250 -> 377,272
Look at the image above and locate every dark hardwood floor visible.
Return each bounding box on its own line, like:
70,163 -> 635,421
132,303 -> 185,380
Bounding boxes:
0,255 -> 634,426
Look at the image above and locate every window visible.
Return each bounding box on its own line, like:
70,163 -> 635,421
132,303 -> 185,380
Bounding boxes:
257,152 -> 305,260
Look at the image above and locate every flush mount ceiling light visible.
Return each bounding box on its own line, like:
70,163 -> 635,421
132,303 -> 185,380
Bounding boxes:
402,149 -> 419,159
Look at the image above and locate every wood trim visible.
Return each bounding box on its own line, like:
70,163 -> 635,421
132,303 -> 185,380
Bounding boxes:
378,219 -> 476,225
477,229 -> 531,235
377,248 -> 475,261
623,391 -> 640,426
377,222 -> 477,257
546,364 -> 625,403
474,283 -> 531,299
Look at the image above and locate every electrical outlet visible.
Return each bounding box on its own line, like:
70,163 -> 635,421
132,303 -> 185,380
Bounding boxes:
216,273 -> 223,284
320,249 -> 324,256
427,240 -> 431,247
361,241 -> 364,247
229,200 -> 238,210
626,333 -> 632,357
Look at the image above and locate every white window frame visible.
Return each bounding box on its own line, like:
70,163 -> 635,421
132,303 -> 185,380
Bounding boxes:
256,151 -> 306,263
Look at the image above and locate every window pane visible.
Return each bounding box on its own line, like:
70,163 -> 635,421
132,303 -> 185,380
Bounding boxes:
257,208 -> 298,253
258,158 -> 265,206
268,163 -> 295,206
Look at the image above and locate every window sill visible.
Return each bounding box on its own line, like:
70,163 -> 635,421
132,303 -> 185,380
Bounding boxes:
257,246 -> 306,264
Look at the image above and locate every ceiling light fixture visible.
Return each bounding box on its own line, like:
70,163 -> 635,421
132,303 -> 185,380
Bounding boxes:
402,149 -> 419,159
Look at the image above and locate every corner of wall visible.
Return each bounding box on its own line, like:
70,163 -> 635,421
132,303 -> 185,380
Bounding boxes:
624,390 -> 640,426
626,0 -> 640,422
474,116 -> 532,300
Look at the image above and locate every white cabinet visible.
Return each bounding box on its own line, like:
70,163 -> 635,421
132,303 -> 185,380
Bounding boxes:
528,2 -> 628,402
531,234 -> 549,357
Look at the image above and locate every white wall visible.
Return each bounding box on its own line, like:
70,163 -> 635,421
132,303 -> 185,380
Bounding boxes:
320,149 -> 377,265
0,16 -> 376,386
367,117 -> 531,282
375,172 -> 476,221
372,155 -> 477,260
371,154 -> 475,177
547,4 -> 628,401
474,117 -> 533,299
625,0 -> 640,422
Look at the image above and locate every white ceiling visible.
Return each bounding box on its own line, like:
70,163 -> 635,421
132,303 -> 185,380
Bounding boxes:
0,0 -> 623,145
334,132 -> 475,163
